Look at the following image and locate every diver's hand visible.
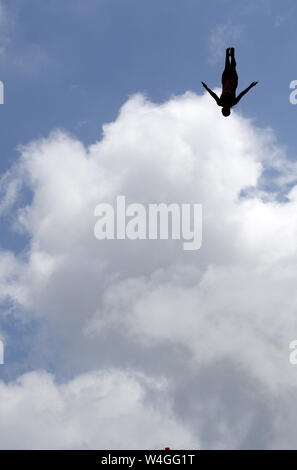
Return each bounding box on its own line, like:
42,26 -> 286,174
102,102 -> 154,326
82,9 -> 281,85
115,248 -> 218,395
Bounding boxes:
201,81 -> 208,89
250,81 -> 258,87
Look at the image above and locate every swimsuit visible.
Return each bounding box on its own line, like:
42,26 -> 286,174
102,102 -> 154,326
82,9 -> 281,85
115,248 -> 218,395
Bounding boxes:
222,79 -> 236,96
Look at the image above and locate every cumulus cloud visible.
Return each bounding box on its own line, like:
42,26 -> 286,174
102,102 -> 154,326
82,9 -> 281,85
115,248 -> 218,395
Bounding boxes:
0,369 -> 196,449
1,91 -> 297,448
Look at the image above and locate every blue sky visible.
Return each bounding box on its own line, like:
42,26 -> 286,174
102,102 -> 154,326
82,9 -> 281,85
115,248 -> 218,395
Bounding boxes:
1,0 -> 296,256
2,0 -> 297,449
1,0 -> 297,168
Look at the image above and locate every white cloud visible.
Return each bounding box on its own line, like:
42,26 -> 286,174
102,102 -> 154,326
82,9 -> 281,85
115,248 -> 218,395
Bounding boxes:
0,369 -> 196,449
1,91 -> 297,448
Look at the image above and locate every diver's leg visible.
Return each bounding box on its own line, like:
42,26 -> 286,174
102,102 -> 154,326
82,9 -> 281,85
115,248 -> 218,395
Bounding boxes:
230,47 -> 236,69
225,48 -> 231,69
229,48 -> 238,90
222,48 -> 231,84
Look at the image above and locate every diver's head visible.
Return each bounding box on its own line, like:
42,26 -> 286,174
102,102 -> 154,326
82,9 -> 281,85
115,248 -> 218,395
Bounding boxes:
222,107 -> 231,117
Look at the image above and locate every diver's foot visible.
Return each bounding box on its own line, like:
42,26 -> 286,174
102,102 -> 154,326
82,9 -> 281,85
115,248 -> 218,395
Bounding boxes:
230,47 -> 235,56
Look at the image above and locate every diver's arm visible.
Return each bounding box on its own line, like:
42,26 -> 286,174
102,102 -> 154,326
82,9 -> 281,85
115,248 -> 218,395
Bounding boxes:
201,82 -> 219,104
235,81 -> 258,104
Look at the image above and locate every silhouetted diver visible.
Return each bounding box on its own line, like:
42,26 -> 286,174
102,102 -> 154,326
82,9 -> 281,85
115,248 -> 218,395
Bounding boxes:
202,47 -> 258,116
